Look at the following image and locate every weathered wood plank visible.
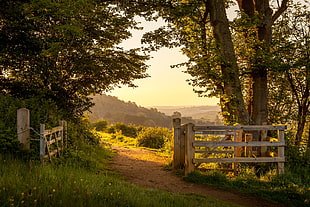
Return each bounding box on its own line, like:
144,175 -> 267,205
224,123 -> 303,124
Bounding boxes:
185,123 -> 195,175
47,136 -> 62,145
195,131 -> 236,135
44,126 -> 63,136
278,130 -> 285,174
17,108 -> 30,149
194,157 -> 285,163
173,118 -> 182,169
194,125 -> 286,131
194,141 -> 286,147
195,150 -> 234,154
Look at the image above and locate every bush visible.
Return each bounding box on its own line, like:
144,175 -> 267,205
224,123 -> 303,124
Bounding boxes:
68,118 -> 100,146
137,127 -> 171,149
92,120 -> 108,131
107,123 -> 137,138
0,94 -> 100,157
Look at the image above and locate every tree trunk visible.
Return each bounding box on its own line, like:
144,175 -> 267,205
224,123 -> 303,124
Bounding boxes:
237,0 -> 272,127
308,124 -> 310,149
295,92 -> 309,146
207,0 -> 251,125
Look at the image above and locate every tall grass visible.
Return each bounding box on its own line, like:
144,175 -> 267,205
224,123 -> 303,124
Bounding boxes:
184,168 -> 310,207
0,144 -> 239,207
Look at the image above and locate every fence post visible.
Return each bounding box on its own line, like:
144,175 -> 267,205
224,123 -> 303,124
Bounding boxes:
40,124 -> 46,161
17,108 -> 30,149
278,129 -> 285,174
180,125 -> 185,169
185,123 -> 195,175
260,122 -> 268,156
173,118 -> 182,169
59,120 -> 67,150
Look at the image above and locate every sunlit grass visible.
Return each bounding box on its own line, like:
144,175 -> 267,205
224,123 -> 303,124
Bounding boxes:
98,131 -> 138,147
0,144 -> 240,207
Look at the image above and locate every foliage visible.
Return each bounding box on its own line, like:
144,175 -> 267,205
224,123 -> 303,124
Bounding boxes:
269,1 -> 310,146
107,123 -> 138,138
91,120 -> 108,131
67,117 -> 101,147
0,144 -> 238,207
0,94 -> 63,155
0,0 -> 149,118
137,127 -> 172,149
0,94 -> 100,158
184,169 -> 310,206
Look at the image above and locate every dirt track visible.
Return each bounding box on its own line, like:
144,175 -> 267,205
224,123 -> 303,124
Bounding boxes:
110,145 -> 286,207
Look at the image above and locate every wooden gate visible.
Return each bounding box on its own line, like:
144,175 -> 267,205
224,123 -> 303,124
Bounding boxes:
17,108 -> 67,161
172,118 -> 286,175
40,121 -> 67,161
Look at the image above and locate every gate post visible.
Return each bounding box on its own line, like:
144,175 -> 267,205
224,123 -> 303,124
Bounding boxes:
173,118 -> 182,169
17,108 -> 30,149
278,129 -> 285,174
40,124 -> 46,160
185,123 -> 195,175
59,120 -> 67,150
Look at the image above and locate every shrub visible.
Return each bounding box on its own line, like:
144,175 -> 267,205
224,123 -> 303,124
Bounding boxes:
137,127 -> 171,149
68,118 -> 100,146
0,94 -> 100,157
92,120 -> 108,131
107,123 -> 137,138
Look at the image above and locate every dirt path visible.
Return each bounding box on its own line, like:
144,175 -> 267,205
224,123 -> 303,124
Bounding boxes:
110,145 -> 285,207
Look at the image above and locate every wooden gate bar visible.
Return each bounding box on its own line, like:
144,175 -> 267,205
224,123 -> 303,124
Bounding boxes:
173,121 -> 287,175
194,141 -> 286,147
194,125 -> 286,131
194,157 -> 285,163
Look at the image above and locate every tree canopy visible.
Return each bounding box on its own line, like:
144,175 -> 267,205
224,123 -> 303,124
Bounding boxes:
118,0 -> 309,146
0,0 -> 149,117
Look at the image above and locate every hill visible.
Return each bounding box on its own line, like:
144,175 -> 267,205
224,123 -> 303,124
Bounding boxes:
153,105 -> 221,123
88,95 -> 172,128
88,94 -> 221,128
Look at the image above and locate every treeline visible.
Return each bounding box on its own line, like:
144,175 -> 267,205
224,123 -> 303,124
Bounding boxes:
88,95 -> 217,128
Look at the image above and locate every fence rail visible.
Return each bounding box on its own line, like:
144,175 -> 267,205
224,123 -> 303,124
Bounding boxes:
172,118 -> 286,175
40,121 -> 67,161
16,108 -> 67,161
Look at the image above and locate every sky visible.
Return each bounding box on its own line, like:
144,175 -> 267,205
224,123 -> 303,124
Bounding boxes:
108,17 -> 219,107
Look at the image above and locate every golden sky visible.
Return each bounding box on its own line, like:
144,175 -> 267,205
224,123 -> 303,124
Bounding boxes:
108,17 -> 219,107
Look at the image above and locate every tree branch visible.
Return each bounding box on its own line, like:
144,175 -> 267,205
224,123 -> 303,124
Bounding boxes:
272,0 -> 289,23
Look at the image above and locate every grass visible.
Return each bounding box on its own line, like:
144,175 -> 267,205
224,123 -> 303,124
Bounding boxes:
0,143 -> 241,207
184,168 -> 310,207
98,130 -> 310,207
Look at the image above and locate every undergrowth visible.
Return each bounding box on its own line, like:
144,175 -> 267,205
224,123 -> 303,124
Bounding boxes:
184,168 -> 310,207
0,143 -> 239,207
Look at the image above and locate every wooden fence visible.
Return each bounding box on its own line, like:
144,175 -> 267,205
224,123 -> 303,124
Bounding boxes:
40,121 -> 67,161
172,118 -> 286,175
17,108 -> 67,161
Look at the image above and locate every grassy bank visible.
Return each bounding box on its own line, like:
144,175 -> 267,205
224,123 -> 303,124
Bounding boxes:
0,144 -> 239,207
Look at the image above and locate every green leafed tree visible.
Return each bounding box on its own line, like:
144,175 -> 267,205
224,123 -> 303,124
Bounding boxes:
0,0 -> 149,117
124,0 -> 291,127
270,2 -> 309,147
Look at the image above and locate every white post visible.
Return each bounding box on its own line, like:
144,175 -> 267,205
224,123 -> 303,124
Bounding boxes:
17,108 -> 30,149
